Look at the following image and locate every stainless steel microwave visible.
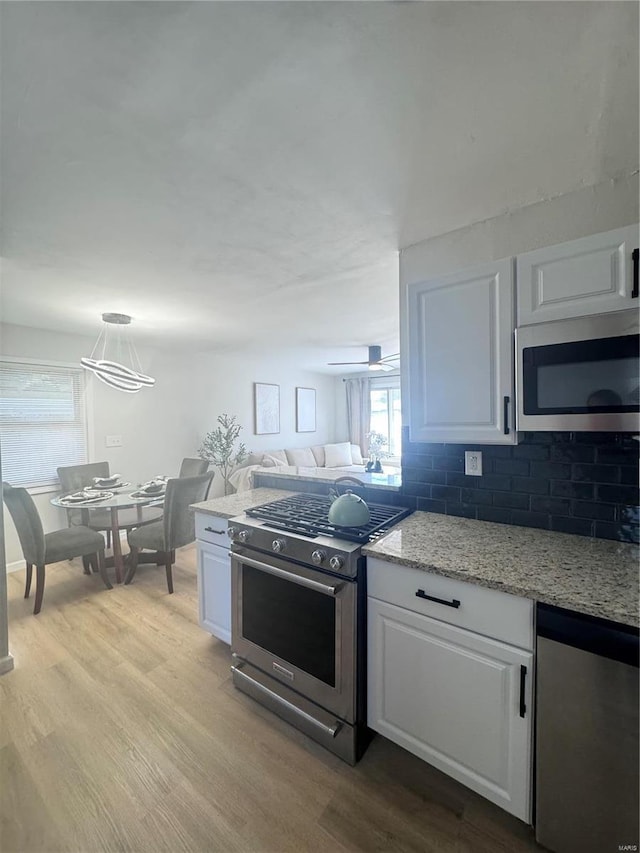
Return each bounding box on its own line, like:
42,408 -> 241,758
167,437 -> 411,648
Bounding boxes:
516,310 -> 640,432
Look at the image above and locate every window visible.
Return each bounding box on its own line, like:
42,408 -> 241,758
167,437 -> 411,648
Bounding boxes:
0,360 -> 88,489
370,377 -> 401,457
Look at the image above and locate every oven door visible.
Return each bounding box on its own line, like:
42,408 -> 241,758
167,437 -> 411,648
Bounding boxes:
231,547 -> 357,722
516,311 -> 640,432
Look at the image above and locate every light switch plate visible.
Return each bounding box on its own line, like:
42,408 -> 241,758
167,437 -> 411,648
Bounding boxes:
106,435 -> 123,447
465,450 -> 482,476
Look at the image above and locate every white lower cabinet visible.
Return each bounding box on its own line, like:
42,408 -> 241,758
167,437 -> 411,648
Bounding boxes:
195,514 -> 231,644
368,595 -> 533,823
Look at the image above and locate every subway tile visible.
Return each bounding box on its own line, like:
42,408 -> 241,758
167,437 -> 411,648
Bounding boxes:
446,502 -> 478,519
410,469 -> 447,485
416,497 -> 446,515
492,491 -> 530,510
550,480 -> 595,500
549,444 -> 595,464
477,473 -> 512,491
620,467 -> 640,485
551,516 -> 594,537
512,477 -> 550,495
492,458 -> 530,476
530,496 -> 571,516
595,446 -> 639,465
402,482 -> 433,498
593,521 -> 621,541
402,453 -> 434,469
513,444 -> 550,460
571,463 -> 620,484
530,461 -> 572,480
460,488 -> 493,506
477,506 -> 513,525
446,472 -> 481,488
597,484 -> 640,505
510,510 -> 551,530
571,501 -> 616,521
434,455 -> 464,472
431,485 -> 462,502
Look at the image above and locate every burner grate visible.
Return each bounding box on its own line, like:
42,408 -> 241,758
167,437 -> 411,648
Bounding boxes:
245,493 -> 411,544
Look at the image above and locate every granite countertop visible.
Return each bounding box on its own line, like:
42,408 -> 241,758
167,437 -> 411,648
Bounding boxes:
364,512 -> 639,628
253,465 -> 402,491
191,488 -> 293,519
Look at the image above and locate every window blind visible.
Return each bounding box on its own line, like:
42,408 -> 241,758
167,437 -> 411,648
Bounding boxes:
0,360 -> 88,488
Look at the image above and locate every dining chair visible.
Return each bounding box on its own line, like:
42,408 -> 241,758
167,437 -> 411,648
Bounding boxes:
2,482 -> 111,614
124,473 -> 213,594
179,458 -> 210,477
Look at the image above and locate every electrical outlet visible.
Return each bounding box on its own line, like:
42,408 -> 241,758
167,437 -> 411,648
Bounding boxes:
465,450 -> 482,476
106,435 -> 123,448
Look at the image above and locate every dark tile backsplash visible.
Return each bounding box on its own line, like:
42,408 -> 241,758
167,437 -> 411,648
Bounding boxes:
401,427 -> 639,543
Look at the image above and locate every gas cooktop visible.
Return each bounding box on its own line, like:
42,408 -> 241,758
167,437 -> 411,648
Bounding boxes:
245,493 -> 411,545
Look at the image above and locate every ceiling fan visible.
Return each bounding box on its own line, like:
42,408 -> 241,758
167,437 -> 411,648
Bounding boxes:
328,345 -> 400,372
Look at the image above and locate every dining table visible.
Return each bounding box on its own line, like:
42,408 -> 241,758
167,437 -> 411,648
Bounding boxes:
50,484 -> 165,583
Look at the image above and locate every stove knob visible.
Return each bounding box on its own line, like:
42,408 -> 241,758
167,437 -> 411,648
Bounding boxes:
272,538 -> 285,553
237,529 -> 250,544
311,549 -> 326,565
227,526 -> 238,539
329,555 -> 344,571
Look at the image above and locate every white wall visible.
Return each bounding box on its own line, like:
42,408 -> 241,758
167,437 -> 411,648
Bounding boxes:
1,325 -> 339,563
189,349 -> 338,499
399,174 -> 640,423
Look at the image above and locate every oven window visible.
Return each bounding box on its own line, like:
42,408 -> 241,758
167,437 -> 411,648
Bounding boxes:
523,335 -> 639,415
241,564 -> 336,687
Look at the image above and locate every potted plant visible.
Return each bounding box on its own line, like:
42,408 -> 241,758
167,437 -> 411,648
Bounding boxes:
365,431 -> 390,472
198,414 -> 248,495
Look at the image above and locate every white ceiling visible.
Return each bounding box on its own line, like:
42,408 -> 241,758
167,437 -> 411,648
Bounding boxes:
1,2 -> 638,372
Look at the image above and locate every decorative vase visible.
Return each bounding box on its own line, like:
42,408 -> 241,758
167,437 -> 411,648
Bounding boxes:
365,461 -> 374,473
373,460 -> 383,473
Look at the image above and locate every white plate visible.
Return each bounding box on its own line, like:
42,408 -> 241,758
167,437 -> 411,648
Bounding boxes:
60,491 -> 114,505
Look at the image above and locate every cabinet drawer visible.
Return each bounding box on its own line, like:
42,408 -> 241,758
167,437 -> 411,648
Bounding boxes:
367,557 -> 533,650
195,513 -> 230,547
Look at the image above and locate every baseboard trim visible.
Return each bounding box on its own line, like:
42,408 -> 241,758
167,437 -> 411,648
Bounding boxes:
0,654 -> 15,676
6,560 -> 23,574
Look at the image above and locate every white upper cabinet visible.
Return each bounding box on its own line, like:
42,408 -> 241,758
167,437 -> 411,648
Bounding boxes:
517,224 -> 639,326
406,257 -> 516,444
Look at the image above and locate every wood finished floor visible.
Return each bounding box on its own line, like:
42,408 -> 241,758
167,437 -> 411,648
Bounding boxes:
1,547 -> 543,853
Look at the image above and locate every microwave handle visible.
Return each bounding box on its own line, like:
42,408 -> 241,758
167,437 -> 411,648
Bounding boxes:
632,248 -> 638,299
503,395 -> 510,435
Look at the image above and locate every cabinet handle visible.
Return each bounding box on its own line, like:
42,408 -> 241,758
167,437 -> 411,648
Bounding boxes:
503,396 -> 510,435
519,665 -> 527,718
415,589 -> 461,609
205,526 -> 226,535
632,248 -> 639,299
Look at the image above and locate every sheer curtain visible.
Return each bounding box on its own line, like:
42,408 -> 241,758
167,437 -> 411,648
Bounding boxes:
345,377 -> 371,456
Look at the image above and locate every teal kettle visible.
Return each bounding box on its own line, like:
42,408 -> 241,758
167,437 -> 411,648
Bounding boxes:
328,478 -> 371,527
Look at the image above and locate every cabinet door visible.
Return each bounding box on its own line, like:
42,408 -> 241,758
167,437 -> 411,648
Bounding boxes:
517,224 -> 639,325
197,541 -> 231,644
368,597 -> 533,822
407,258 -> 516,444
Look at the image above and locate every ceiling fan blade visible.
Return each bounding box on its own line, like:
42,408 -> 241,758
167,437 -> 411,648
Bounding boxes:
327,360 -> 369,366
379,352 -> 400,362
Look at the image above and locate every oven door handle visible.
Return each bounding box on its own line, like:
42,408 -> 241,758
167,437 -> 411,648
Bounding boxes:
233,552 -> 345,596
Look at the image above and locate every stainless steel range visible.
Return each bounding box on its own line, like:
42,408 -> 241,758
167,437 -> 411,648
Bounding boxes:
228,493 -> 411,764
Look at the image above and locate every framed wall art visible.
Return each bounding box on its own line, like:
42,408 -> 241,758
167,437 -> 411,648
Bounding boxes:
296,386 -> 316,433
254,382 -> 280,434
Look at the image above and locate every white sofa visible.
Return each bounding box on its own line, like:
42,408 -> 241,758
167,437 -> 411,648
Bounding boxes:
229,441 -> 366,492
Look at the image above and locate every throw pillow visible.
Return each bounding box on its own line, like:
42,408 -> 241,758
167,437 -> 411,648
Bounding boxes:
310,445 -> 326,466
350,444 -> 364,465
324,442 -> 353,468
285,447 -> 317,467
262,454 -> 287,467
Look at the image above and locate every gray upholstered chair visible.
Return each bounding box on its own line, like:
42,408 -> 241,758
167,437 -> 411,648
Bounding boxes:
124,473 -> 213,594
2,482 -> 111,614
179,457 -> 210,478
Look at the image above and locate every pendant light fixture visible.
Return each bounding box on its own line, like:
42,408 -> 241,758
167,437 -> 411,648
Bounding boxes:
81,313 -> 155,393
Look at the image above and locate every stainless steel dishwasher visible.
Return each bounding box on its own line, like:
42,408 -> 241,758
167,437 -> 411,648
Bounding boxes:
535,602 -> 639,853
